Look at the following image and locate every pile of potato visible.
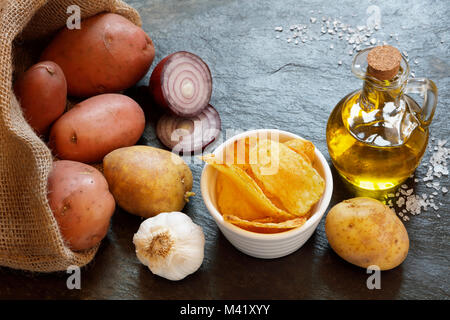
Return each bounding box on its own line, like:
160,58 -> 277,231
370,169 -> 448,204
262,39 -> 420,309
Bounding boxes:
15,13 -> 193,251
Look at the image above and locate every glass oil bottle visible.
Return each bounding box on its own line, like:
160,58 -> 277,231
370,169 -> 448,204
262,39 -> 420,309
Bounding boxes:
327,45 -> 438,192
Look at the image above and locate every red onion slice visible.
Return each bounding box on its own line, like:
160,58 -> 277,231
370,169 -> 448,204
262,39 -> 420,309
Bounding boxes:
149,51 -> 212,117
156,104 -> 221,154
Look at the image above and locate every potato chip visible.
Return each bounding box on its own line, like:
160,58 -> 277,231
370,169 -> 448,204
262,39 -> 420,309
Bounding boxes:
248,139 -> 325,217
202,154 -> 296,221
216,173 -> 274,221
223,214 -> 307,234
283,138 -> 315,165
222,136 -> 257,171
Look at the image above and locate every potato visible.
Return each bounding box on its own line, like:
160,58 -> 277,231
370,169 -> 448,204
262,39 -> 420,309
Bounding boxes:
103,146 -> 194,218
40,13 -> 155,97
47,160 -> 115,251
14,61 -> 67,136
49,93 -> 145,163
325,197 -> 409,270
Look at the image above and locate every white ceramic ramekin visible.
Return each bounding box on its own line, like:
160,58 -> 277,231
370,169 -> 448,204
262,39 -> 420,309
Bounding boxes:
200,129 -> 333,259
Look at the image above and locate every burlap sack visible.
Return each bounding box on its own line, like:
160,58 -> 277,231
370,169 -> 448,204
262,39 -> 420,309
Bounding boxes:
0,0 -> 141,272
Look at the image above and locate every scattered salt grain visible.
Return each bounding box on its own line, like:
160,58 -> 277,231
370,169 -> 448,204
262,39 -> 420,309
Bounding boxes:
271,11 -> 390,65
385,138 -> 449,220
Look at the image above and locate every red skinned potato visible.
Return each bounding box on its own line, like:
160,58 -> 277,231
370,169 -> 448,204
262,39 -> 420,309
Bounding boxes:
47,160 -> 115,251
14,61 -> 66,136
49,93 -> 145,163
40,13 -> 155,97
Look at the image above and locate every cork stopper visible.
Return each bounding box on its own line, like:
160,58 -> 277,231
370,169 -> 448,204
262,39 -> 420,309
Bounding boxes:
367,45 -> 402,81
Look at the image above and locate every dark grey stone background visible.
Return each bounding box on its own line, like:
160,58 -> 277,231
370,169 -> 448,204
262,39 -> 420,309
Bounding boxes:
1,0 -> 449,299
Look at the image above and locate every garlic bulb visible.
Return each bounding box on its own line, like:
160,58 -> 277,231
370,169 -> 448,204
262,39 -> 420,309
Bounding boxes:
133,211 -> 205,281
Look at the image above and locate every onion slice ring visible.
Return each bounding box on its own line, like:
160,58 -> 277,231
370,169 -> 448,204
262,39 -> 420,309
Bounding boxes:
149,51 -> 212,117
156,104 -> 221,154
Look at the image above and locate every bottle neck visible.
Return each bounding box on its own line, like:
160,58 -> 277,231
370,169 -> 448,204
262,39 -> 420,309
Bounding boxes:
359,77 -> 404,112
347,75 -> 418,147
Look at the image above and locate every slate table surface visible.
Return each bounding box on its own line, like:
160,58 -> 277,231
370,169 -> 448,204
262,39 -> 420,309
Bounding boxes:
1,0 -> 449,300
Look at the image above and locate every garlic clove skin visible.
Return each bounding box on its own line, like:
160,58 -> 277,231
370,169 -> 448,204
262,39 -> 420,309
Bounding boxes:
133,211 -> 205,281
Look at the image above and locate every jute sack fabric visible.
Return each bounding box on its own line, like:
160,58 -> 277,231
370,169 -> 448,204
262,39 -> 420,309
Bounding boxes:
0,0 -> 141,272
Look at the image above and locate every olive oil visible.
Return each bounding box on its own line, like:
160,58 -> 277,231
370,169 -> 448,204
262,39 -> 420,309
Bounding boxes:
327,91 -> 428,191
326,46 -> 437,192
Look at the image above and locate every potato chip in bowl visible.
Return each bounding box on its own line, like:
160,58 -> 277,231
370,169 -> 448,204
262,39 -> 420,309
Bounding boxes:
200,129 -> 333,258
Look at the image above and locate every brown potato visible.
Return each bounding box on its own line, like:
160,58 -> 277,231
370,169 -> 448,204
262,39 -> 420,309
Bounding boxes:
49,93 -> 145,163
40,13 -> 155,97
325,197 -> 409,270
47,160 -> 115,251
14,61 -> 67,136
103,146 -> 194,218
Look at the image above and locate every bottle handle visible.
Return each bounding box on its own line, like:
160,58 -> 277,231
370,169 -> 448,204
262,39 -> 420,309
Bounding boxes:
405,78 -> 438,128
